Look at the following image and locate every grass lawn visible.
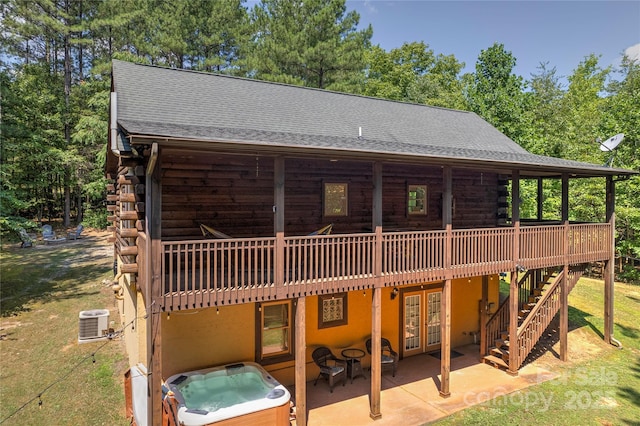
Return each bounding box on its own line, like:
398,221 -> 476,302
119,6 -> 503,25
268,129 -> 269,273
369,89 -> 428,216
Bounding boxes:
434,277 -> 640,425
0,231 -> 129,426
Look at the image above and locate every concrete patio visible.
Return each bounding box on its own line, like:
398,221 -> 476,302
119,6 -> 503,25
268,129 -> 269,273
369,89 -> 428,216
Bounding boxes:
288,344 -> 557,426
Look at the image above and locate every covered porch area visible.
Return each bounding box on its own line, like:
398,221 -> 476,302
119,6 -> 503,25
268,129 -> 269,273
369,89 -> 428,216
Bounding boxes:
290,344 -> 555,425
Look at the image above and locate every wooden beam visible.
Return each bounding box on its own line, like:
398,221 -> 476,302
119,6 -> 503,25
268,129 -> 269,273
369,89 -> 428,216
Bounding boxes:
274,157 -> 284,234
442,166 -> 452,230
120,192 -> 137,203
442,167 -> 452,281
604,176 -> 615,343
120,245 -> 138,256
480,276 -> 488,357
370,287 -> 382,419
508,269 -> 519,376
148,150 -> 163,426
295,297 -> 307,426
561,173 -> 569,223
537,178 -> 543,221
118,174 -> 141,185
439,278 -> 451,397
372,162 -> 382,228
119,210 -> 139,220
119,228 -> 139,238
560,222 -> 569,361
119,262 -> 138,274
508,170 -> 520,376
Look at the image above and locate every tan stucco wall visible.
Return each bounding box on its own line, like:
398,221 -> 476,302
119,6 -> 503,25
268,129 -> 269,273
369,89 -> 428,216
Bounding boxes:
117,274 -> 146,368
161,304 -> 255,378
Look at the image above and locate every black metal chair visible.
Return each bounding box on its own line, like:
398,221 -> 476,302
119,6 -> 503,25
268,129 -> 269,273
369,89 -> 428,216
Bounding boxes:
365,337 -> 399,377
312,346 -> 346,392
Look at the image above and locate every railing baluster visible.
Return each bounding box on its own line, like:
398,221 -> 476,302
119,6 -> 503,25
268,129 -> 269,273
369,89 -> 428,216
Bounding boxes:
159,224 -> 610,310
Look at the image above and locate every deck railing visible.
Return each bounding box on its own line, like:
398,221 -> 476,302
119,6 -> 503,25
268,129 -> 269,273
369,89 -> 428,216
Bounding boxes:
159,223 -> 612,310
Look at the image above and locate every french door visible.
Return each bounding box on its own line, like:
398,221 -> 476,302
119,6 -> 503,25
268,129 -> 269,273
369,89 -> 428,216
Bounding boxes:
403,290 -> 442,357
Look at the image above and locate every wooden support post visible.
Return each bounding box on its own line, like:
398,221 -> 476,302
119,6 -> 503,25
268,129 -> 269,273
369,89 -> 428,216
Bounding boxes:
295,297 -> 307,426
370,287 -> 382,419
508,171 -> 520,376
480,276 -> 488,357
147,152 -> 163,426
371,162 -> 383,419
560,222 -> 569,362
372,162 -> 382,229
440,278 -> 451,397
604,177 -> 615,343
561,173 -> 569,223
440,166 -> 452,396
560,173 -> 569,361
537,177 -> 544,221
508,269 -> 519,376
274,157 -> 285,234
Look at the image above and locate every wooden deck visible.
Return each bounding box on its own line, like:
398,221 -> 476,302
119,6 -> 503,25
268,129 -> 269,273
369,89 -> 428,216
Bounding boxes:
152,223 -> 611,311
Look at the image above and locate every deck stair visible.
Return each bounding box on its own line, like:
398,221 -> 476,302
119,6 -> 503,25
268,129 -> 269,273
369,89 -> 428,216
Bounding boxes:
483,264 -> 587,371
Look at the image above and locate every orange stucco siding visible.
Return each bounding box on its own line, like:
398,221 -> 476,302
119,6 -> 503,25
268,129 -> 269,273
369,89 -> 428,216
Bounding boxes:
155,277 -> 499,386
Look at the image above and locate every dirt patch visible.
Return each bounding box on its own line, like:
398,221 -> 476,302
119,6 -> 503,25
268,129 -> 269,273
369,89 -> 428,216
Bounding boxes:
528,323 -> 608,371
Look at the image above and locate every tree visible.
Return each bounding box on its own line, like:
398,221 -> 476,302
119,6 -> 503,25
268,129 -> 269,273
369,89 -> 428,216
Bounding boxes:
362,42 -> 465,109
465,43 -> 529,142
523,63 -> 565,156
247,0 -> 372,89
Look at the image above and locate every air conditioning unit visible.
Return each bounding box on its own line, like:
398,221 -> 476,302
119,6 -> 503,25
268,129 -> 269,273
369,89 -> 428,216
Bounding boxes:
78,309 -> 110,343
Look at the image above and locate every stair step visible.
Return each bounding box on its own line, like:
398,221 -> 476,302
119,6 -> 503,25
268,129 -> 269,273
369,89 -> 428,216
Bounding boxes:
495,338 -> 509,348
491,346 -> 509,360
484,354 -> 509,369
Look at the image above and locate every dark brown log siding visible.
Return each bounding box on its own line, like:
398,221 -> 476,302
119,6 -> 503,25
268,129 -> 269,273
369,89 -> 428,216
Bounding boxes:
284,158 -> 373,235
162,151 -> 275,238
160,151 -> 498,238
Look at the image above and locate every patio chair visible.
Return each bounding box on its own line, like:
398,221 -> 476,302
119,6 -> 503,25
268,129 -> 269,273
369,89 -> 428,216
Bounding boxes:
308,223 -> 333,236
199,224 -> 232,239
18,228 -> 34,248
67,223 -> 84,240
42,224 -> 55,241
312,346 -> 346,392
366,337 -> 399,377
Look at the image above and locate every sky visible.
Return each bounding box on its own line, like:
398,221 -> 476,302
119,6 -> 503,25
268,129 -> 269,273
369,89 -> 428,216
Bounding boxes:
346,0 -> 640,84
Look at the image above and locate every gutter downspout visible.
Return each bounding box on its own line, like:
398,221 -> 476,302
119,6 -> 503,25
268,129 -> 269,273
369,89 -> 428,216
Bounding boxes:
110,92 -> 120,156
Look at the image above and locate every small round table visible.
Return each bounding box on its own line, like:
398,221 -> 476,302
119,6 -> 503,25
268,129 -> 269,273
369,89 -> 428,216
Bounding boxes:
341,348 -> 366,383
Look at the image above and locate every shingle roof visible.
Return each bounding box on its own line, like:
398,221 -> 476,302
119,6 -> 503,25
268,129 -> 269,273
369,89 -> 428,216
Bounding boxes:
111,60 -> 633,177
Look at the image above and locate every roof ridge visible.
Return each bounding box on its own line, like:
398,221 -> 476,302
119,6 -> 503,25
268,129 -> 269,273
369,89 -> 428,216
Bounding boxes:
111,59 -> 474,116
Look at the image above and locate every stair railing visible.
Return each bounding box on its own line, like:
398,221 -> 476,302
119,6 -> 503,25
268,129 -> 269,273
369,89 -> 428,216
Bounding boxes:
485,296 -> 510,354
514,264 -> 587,369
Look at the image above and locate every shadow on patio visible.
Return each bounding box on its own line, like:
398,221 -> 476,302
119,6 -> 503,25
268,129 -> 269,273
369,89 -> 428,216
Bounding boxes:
289,344 -> 556,426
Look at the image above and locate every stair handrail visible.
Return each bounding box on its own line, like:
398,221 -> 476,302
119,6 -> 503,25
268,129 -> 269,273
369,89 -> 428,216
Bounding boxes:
517,270 -> 563,335
485,295 -> 510,353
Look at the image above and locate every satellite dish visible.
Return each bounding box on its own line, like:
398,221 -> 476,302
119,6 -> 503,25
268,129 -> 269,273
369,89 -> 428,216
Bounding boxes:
599,133 -> 624,152
597,133 -> 625,167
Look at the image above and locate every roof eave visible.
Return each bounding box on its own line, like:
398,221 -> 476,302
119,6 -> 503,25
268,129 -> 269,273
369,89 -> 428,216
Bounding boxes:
123,133 -> 636,179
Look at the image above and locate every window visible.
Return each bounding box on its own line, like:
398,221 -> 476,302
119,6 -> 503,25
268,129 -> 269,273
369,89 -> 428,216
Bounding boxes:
257,301 -> 294,363
324,182 -> 348,216
318,293 -> 348,329
408,184 -> 427,215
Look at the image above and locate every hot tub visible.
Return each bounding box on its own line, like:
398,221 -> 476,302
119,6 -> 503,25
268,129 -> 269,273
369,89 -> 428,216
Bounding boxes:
165,362 -> 290,426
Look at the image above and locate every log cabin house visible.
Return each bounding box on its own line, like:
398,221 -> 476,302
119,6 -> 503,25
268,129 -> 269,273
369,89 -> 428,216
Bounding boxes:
106,60 -> 634,426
